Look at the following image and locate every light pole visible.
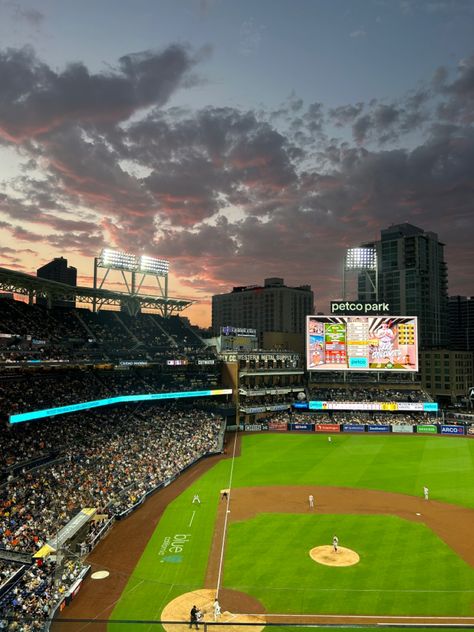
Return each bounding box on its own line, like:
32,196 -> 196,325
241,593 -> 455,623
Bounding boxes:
342,246 -> 378,302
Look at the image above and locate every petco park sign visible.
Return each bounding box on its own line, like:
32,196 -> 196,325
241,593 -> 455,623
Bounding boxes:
331,301 -> 391,315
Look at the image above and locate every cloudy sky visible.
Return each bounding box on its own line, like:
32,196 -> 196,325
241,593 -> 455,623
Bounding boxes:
0,0 -> 473,327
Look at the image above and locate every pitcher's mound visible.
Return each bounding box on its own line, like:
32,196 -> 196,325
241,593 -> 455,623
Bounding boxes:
161,588 -> 266,632
310,545 -> 360,567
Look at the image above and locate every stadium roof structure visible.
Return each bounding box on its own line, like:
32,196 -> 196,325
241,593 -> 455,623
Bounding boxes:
0,266 -> 193,316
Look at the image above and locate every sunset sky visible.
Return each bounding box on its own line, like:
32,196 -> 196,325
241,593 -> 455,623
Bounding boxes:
0,0 -> 473,327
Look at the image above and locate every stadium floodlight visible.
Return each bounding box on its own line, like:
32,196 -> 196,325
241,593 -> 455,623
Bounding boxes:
345,247 -> 377,270
139,255 -> 169,276
93,249 -> 171,315
99,249 -> 137,271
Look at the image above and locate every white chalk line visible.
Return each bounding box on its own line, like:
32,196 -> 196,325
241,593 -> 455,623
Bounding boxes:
237,613 -> 474,621
189,510 -> 196,527
233,587 -> 474,593
215,430 -> 238,599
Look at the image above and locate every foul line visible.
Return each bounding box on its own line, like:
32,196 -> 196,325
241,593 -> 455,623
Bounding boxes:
189,510 -> 196,527
215,430 -> 239,599
237,613 -> 474,621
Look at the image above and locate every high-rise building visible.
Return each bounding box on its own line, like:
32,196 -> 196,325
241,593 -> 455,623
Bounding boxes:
212,278 -> 314,348
448,296 -> 474,352
356,224 -> 448,349
420,349 -> 473,404
37,257 -> 77,307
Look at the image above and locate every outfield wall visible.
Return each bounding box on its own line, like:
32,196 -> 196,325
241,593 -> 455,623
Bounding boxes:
241,421 -> 471,435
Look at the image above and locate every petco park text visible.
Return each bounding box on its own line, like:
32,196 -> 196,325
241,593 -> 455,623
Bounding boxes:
331,301 -> 390,314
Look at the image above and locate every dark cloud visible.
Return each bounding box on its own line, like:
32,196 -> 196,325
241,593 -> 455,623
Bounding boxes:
329,103 -> 364,127
353,114 -> 372,143
0,44 -> 198,141
437,55 -> 474,123
1,1 -> 45,27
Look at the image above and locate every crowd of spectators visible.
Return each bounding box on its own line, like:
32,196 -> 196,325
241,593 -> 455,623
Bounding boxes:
0,558 -> 86,631
257,410 -> 438,426
307,385 -> 432,403
0,404 -> 224,630
0,299 -> 207,365
0,366 -> 222,420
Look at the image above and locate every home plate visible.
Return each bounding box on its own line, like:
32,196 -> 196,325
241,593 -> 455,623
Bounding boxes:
91,570 -> 110,579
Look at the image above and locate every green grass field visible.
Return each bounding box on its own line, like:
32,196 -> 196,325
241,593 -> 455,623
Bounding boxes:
109,433 -> 474,630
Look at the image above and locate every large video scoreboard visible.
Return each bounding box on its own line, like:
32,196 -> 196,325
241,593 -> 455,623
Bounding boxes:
306,315 -> 418,372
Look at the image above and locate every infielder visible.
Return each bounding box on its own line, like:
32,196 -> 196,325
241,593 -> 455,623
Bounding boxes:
213,598 -> 221,621
423,486 -> 429,500
328,436 -> 332,443
308,494 -> 314,509
333,535 -> 339,553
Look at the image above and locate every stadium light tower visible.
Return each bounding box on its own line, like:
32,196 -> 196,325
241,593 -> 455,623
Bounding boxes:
93,249 -> 170,314
342,246 -> 378,301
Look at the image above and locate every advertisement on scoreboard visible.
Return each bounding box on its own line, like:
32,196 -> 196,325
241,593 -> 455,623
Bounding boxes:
306,315 -> 418,372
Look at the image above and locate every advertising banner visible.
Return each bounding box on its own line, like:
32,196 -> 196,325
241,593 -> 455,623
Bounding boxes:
367,425 -> 391,432
315,424 -> 340,433
343,424 -> 365,432
10,388 -> 233,424
392,424 -> 414,434
243,424 -> 267,432
289,423 -> 314,431
416,425 -> 437,434
293,402 -> 309,409
268,421 -> 288,431
308,400 -> 435,412
440,425 -> 465,435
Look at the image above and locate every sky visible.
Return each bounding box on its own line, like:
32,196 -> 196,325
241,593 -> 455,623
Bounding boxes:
0,0 -> 473,328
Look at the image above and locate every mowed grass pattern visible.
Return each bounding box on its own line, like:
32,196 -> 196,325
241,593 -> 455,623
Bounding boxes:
224,513 -> 474,615
109,433 -> 474,629
232,434 -> 474,507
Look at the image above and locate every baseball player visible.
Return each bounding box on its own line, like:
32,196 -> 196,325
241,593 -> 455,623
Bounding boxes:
192,493 -> 201,504
423,486 -> 429,501
308,494 -> 314,509
333,535 -> 339,553
213,598 -> 222,621
328,436 -> 332,443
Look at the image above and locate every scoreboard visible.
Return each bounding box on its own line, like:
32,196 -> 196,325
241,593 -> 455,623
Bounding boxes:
307,315 -> 418,372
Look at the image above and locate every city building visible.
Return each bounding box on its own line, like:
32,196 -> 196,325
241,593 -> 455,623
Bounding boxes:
211,278 -> 314,350
354,224 -> 448,349
37,257 -> 77,307
448,296 -> 474,352
420,349 -> 473,405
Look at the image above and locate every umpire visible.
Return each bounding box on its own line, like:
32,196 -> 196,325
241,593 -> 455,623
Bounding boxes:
189,605 -> 199,629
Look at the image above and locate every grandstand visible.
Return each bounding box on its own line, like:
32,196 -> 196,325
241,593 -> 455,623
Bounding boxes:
0,273 -> 230,630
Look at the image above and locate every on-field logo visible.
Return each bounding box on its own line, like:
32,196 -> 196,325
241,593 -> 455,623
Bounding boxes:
159,533 -> 191,559
161,554 -> 183,564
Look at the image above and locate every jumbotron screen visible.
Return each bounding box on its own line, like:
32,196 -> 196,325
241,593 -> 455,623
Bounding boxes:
306,315 -> 418,372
